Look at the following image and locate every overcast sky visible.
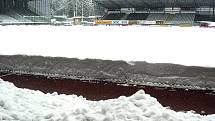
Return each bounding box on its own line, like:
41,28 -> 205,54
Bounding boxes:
0,25 -> 215,67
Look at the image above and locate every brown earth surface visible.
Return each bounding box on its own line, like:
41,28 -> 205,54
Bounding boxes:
1,72 -> 215,115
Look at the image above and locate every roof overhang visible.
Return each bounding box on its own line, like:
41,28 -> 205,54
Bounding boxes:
95,0 -> 215,9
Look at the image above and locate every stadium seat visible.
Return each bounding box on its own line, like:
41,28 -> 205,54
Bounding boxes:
126,13 -> 149,20
165,14 -> 175,24
0,14 -> 18,22
103,13 -> 126,20
171,13 -> 195,24
195,14 -> 215,22
146,13 -> 168,21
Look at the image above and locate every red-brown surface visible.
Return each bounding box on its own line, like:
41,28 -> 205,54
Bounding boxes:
1,73 -> 215,115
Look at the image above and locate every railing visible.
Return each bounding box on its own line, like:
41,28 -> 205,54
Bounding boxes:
23,16 -> 51,22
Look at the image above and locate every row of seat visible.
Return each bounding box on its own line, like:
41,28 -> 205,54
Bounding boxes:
125,13 -> 149,20
146,13 -> 168,21
103,13 -> 149,20
103,13 -> 126,20
0,9 -> 49,23
6,9 -> 32,22
103,13 -> 197,24
194,14 -> 215,22
171,14 -> 195,24
0,14 -> 18,22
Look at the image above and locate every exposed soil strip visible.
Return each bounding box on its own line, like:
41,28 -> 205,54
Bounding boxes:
1,73 -> 215,115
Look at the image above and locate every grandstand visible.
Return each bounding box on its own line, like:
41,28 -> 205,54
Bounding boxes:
103,13 -> 126,20
95,0 -> 215,25
126,13 -> 148,20
0,0 -> 51,24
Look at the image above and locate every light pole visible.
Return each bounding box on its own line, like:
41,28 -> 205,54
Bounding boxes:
75,0 -> 77,17
81,0 -> 84,22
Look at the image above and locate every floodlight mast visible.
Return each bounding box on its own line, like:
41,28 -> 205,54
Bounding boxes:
75,0 -> 78,17
82,0 -> 84,22
73,0 -> 76,17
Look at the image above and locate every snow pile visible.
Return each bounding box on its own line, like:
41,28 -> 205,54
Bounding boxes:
0,78 -> 215,121
126,61 -> 136,66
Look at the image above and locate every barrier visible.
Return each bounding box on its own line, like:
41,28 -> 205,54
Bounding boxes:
95,20 -> 112,25
128,20 -> 138,25
137,20 -> 146,25
121,20 -> 129,25
156,21 -> 165,25
112,20 -> 121,25
144,21 -> 156,25
178,23 -> 193,27
96,20 -> 129,25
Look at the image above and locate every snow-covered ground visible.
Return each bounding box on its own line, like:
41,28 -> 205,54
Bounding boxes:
0,25 -> 215,67
0,78 -> 215,121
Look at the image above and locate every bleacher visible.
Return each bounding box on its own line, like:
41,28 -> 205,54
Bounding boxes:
15,9 -> 50,22
23,16 -> 50,22
0,9 -> 50,23
146,13 -> 168,21
171,13 -> 195,24
96,0 -> 215,26
101,12 -> 212,26
145,13 -> 195,24
103,13 -> 126,20
195,14 -> 215,22
6,9 -> 32,22
126,13 -> 148,20
0,14 -> 18,23
14,9 -> 38,16
165,14 -> 175,24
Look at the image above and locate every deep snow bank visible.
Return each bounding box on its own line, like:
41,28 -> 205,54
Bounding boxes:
0,78 -> 214,121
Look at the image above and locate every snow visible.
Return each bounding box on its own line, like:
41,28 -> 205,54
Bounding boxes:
126,61 -> 136,66
0,78 -> 215,121
0,25 -> 215,67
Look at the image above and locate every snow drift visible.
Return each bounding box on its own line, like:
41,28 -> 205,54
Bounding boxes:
0,78 -> 214,121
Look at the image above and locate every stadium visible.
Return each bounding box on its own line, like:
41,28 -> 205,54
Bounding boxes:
0,0 -> 215,26
1,1 -> 215,119
94,0 -> 215,26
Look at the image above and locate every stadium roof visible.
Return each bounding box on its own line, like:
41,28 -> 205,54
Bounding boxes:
94,0 -> 215,9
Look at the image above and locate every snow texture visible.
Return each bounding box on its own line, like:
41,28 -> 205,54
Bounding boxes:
0,78 -> 214,121
1,25 -> 215,68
